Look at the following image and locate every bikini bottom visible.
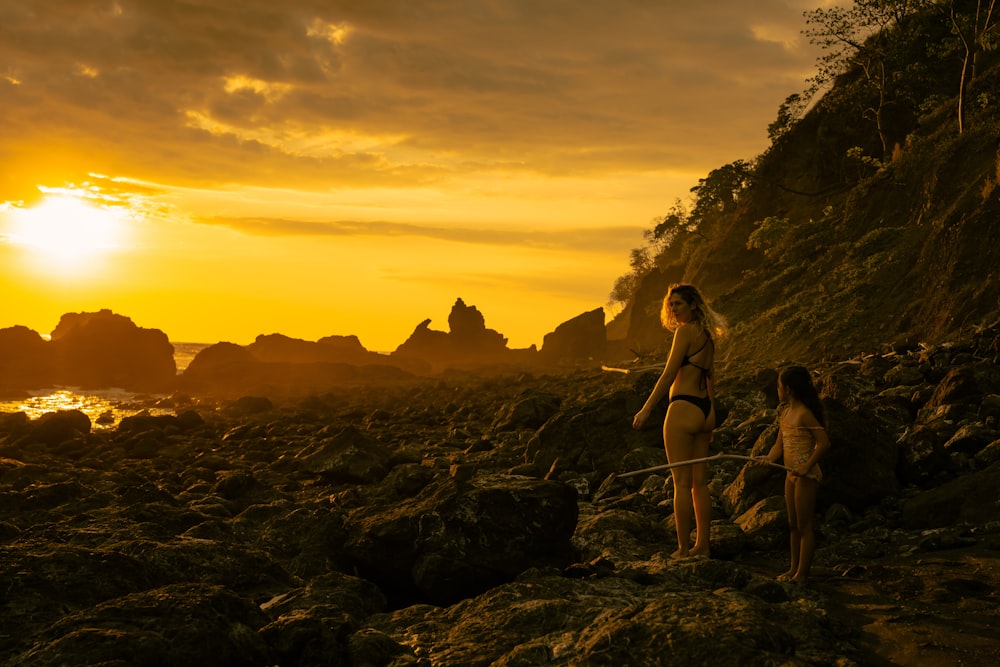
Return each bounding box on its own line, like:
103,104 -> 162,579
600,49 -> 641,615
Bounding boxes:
670,393 -> 712,419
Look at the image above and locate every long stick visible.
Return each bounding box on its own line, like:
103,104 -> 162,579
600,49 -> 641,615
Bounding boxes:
614,453 -> 797,478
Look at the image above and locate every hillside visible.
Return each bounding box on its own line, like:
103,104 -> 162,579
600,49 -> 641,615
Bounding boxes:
609,2 -> 1000,373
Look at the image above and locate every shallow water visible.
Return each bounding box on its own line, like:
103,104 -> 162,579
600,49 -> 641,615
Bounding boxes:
0,388 -> 177,430
0,341 -> 209,429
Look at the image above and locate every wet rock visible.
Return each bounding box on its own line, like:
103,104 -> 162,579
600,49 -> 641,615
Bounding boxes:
9,583 -> 272,667
294,425 -> 392,483
492,390 -> 562,431
26,409 -> 92,446
900,461 -> 1000,528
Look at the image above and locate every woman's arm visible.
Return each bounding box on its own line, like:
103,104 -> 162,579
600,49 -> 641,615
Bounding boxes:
632,325 -> 691,429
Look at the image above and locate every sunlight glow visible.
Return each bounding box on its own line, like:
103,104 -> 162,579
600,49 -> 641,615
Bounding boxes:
223,75 -> 292,100
307,19 -> 352,45
8,192 -> 127,267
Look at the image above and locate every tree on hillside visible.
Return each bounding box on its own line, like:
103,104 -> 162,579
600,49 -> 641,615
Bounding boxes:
939,0 -> 999,133
608,247 -> 654,310
689,160 -> 753,220
646,200 -> 702,255
608,160 -> 753,311
804,0 -> 933,159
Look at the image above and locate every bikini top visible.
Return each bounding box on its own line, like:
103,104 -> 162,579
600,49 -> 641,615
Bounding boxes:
681,335 -> 713,389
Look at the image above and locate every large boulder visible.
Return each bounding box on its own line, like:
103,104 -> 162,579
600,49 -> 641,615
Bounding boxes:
344,475 -> 579,606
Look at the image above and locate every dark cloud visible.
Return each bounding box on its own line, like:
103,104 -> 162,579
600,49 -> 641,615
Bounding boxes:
0,0 -> 825,192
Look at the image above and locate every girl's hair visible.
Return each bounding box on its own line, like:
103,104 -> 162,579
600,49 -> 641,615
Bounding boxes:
660,283 -> 729,341
780,365 -> 826,427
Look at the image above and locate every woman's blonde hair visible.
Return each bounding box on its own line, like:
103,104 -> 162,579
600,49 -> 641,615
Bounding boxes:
660,283 -> 729,341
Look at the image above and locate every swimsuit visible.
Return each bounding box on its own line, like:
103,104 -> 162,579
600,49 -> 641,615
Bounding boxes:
780,417 -> 824,482
669,393 -> 712,418
669,335 -> 714,418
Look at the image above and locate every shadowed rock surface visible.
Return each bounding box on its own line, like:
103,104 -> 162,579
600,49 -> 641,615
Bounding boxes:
3,320 -> 1000,666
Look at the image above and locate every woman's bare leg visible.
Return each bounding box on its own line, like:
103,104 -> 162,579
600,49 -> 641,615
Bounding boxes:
665,402 -> 712,558
669,465 -> 693,558
688,429 -> 712,556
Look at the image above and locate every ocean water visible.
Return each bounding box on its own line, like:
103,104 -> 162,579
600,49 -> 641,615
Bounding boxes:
0,342 -> 210,430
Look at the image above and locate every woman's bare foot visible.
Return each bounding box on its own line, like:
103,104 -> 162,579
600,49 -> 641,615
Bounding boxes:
689,546 -> 710,559
670,548 -> 689,559
776,570 -> 795,581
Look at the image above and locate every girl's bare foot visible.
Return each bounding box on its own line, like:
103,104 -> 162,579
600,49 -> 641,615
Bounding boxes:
689,546 -> 710,559
670,548 -> 689,559
776,570 -> 795,581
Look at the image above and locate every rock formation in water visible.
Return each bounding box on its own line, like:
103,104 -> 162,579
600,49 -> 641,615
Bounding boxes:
0,310 -> 176,394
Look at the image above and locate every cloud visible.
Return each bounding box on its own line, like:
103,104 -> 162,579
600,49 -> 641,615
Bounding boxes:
195,214 -> 644,254
0,0 -> 825,193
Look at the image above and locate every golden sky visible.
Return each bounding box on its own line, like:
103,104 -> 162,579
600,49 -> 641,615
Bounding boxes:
0,0 -> 828,351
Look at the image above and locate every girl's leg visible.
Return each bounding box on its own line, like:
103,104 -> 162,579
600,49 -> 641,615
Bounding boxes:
779,475 -> 799,580
793,477 -> 821,583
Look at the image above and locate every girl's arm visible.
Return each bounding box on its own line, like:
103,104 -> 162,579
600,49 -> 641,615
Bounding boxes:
796,412 -> 831,476
632,325 -> 692,429
761,428 -> 784,465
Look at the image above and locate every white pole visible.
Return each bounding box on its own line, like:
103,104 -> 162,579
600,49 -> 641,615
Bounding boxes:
614,453 -> 798,478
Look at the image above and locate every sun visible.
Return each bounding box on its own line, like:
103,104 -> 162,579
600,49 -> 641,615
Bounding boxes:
7,192 -> 127,270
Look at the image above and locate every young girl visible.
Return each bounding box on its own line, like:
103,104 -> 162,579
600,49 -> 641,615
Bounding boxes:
758,365 -> 831,584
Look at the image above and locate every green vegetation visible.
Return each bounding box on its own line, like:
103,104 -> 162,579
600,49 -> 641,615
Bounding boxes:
608,0 -> 1000,368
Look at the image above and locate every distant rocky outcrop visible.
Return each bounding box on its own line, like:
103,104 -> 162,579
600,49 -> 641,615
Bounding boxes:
173,300 -> 618,397
248,333 -> 377,365
0,310 -> 175,394
391,298 -> 535,372
177,340 -> 418,399
48,310 -> 176,392
0,325 -> 54,396
539,307 -> 607,366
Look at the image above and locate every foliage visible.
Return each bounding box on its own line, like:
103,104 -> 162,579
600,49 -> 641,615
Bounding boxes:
939,0 -> 1000,133
768,94 -> 807,142
746,217 -> 792,256
608,247 -> 654,307
689,160 -> 754,220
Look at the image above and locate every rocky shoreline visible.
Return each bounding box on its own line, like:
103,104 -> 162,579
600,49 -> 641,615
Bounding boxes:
2,321 -> 1000,666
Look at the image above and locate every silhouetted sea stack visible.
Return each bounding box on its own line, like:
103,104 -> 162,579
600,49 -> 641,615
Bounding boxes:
0,310 -> 176,395
0,300 -> 615,400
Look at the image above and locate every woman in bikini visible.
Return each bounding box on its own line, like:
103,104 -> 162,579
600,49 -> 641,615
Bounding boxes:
633,283 -> 728,558
757,365 -> 831,584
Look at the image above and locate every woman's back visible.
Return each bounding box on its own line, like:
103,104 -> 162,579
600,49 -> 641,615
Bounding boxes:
672,324 -> 713,395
